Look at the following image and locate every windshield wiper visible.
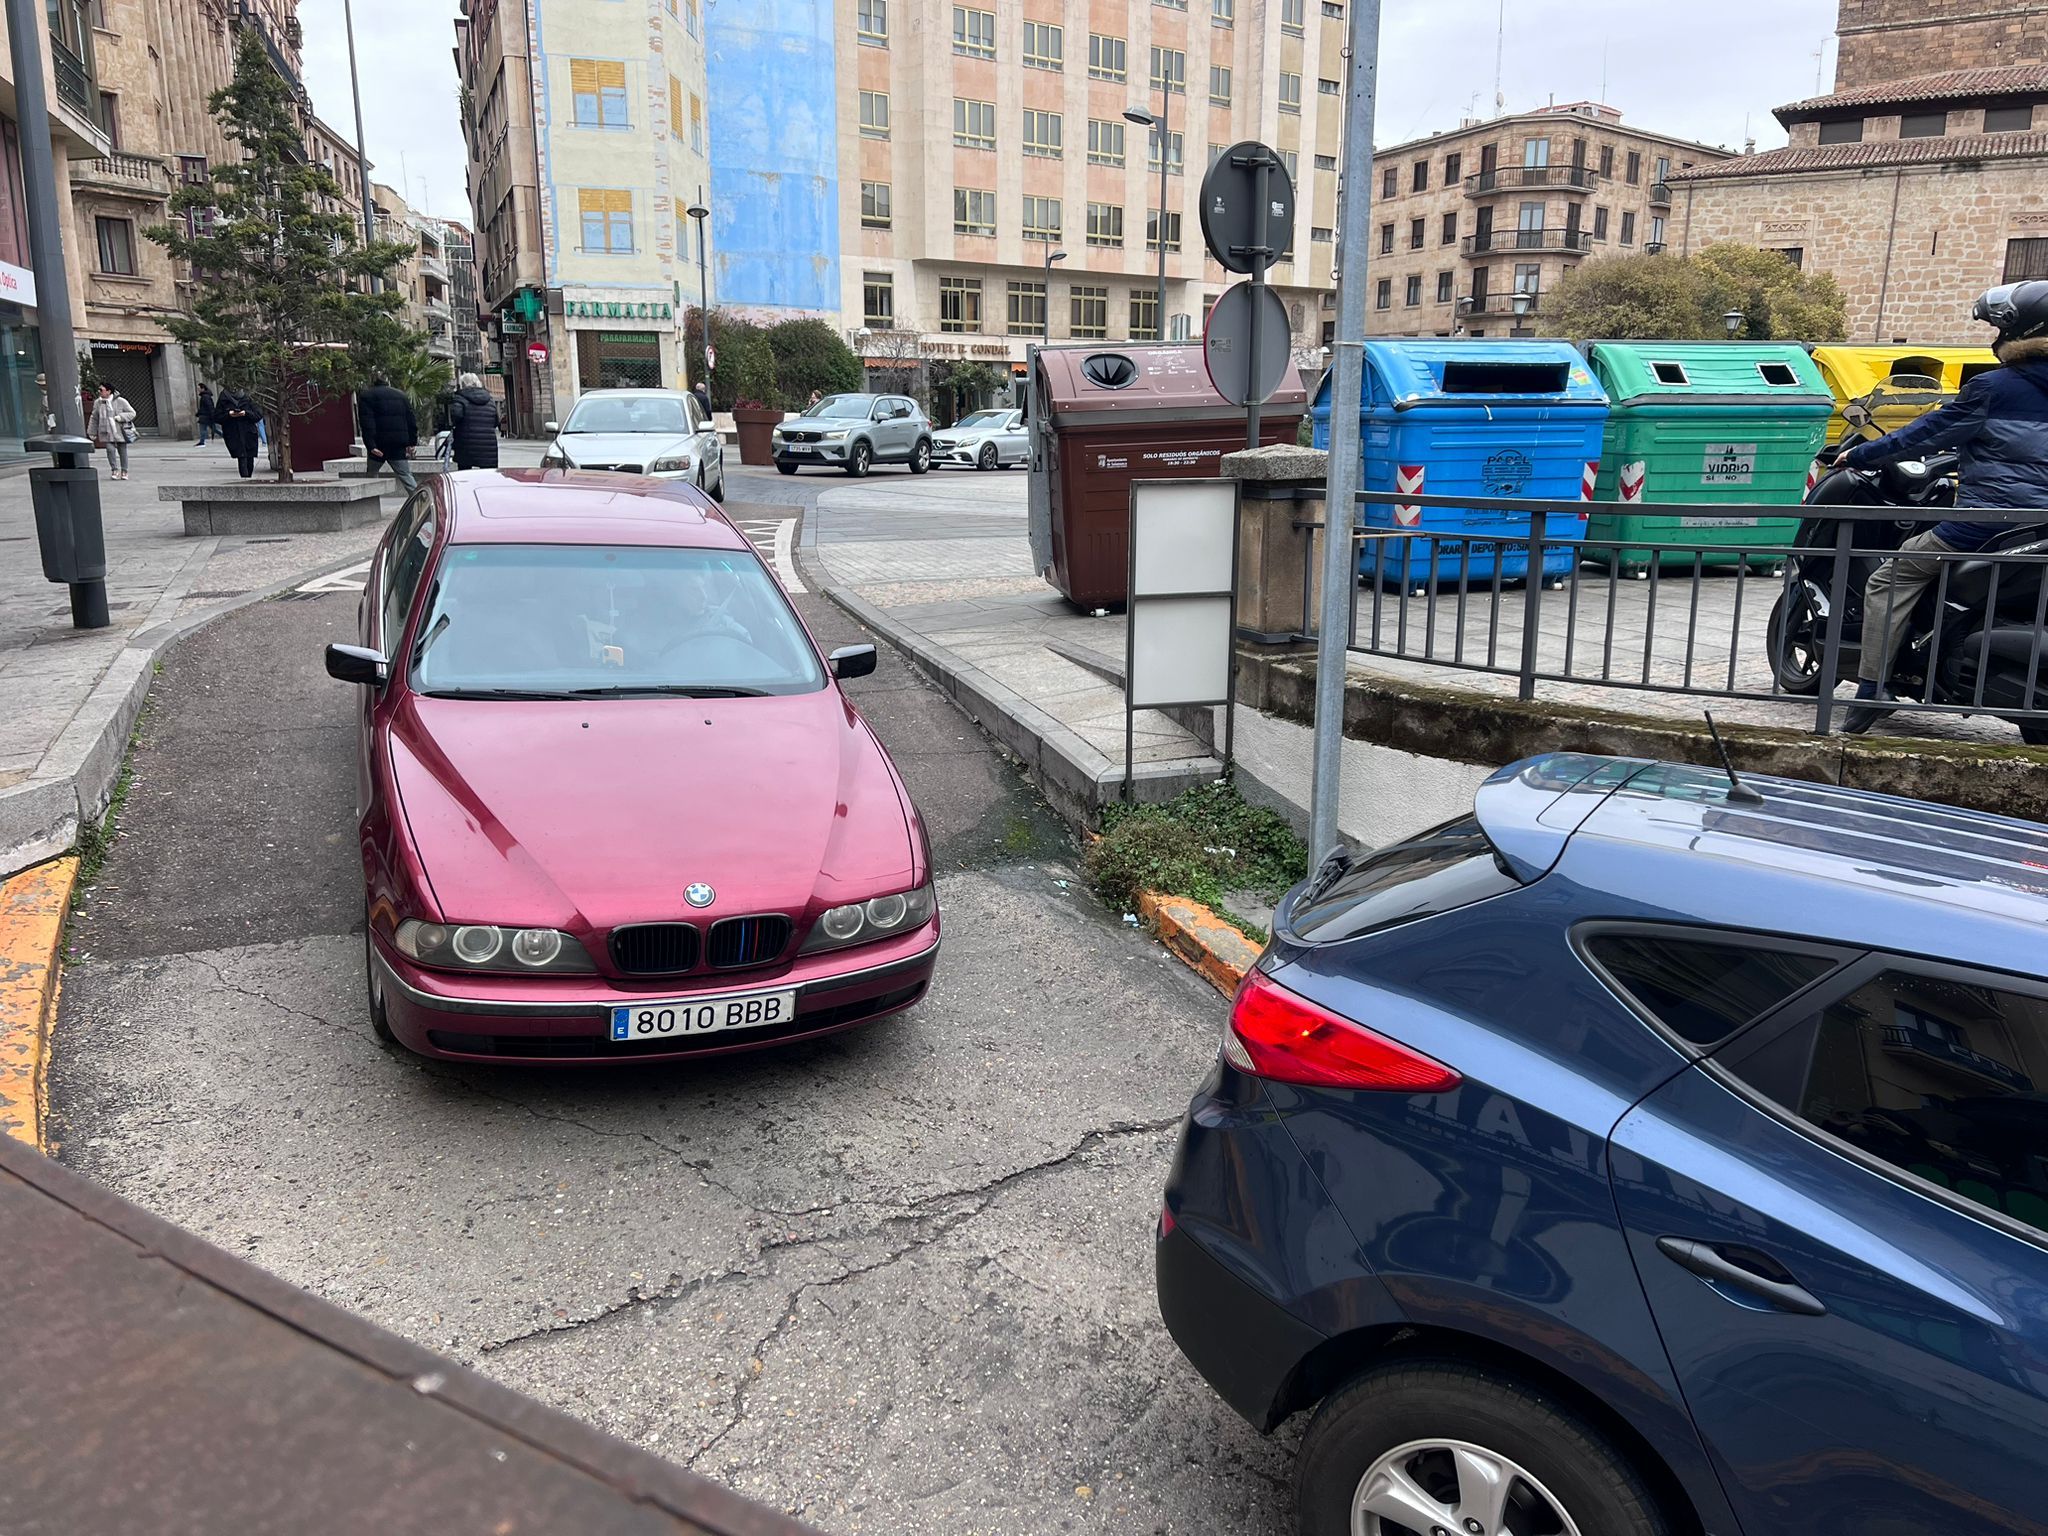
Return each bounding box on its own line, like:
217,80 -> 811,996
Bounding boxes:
569,684 -> 772,698
419,687 -> 587,701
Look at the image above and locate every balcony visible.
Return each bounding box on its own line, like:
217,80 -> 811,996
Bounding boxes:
72,153 -> 172,201
1648,181 -> 1673,208
1464,164 -> 1600,198
1462,228 -> 1593,257
1456,292 -> 1543,320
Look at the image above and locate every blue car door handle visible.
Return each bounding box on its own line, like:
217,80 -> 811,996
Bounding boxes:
1656,1237 -> 1828,1317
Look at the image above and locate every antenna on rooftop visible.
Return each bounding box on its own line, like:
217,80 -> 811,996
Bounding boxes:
1493,0 -> 1506,115
1703,713 -> 1765,806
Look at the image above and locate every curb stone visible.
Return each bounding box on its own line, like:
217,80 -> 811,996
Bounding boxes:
0,856 -> 78,1151
1137,889 -> 1261,998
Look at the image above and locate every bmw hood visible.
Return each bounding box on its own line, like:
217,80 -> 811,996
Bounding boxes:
552,432 -> 698,468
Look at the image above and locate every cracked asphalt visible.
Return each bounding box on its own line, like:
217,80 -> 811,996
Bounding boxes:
49,476 -> 1298,1534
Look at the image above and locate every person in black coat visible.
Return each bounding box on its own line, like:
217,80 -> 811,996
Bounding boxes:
213,387 -> 262,478
195,383 -> 215,446
356,374 -> 419,492
448,372 -> 501,470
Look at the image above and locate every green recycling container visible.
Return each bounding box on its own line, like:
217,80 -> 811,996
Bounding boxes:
1582,342 -> 1833,576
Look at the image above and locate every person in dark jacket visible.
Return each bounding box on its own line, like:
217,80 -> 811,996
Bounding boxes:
213,386 -> 262,478
691,379 -> 711,422
356,373 -> 419,492
447,373 -> 501,470
1842,280 -> 2048,733
195,383 -> 215,446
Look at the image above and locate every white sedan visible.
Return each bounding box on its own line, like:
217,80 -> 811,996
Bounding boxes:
541,388 -> 727,501
931,408 -> 1029,471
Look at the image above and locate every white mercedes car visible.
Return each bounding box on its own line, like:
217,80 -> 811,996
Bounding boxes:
930,408 -> 1029,470
541,388 -> 727,501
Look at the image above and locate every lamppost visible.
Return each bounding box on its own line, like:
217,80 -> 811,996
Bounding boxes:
1125,87 -> 1171,340
688,197 -> 711,386
1042,247 -> 1066,344
1723,309 -> 1745,338
1511,289 -> 1534,334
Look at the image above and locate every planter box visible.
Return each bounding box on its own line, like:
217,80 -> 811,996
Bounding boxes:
732,406 -> 785,466
160,480 -> 387,536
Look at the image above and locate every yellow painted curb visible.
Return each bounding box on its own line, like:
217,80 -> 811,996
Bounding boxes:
0,856 -> 78,1152
1137,889 -> 1262,998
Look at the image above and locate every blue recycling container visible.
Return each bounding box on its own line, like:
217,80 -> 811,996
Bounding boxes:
1311,340 -> 1611,588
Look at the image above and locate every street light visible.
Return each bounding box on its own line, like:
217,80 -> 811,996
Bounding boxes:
1125,94 -> 1170,340
1042,248 -> 1067,343
1723,309 -> 1745,337
687,198 -> 711,389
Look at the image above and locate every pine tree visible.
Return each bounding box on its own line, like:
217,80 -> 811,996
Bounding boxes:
147,28 -> 416,480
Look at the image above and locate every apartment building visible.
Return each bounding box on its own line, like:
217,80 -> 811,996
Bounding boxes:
444,220 -> 486,374
454,0 -> 712,434
1362,103 -> 1732,339
706,0 -> 1346,384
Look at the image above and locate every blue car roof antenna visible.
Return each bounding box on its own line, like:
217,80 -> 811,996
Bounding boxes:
1703,712 -> 1765,806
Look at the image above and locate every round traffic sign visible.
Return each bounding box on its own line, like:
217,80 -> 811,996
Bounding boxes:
1203,280 -> 1293,408
1199,141 -> 1297,276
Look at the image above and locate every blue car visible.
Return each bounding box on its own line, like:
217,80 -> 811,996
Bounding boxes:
1158,754 -> 2048,1536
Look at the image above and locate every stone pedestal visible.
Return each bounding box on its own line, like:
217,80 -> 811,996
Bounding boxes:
160,480 -> 387,536
1220,444 -> 1329,646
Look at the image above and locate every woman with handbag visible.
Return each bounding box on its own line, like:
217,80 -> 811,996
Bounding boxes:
87,384 -> 138,480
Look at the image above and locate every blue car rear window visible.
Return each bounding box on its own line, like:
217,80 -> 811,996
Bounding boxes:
1582,931 -> 1839,1048
1288,816 -> 1523,945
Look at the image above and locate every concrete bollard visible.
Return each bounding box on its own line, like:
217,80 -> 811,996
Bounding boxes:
1221,443 -> 1329,652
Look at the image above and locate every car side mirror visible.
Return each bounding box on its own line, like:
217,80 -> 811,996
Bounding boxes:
326,643 -> 389,686
829,644 -> 877,681
543,420 -> 559,435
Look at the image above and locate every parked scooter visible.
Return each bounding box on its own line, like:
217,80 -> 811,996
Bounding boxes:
1765,451 -> 2048,743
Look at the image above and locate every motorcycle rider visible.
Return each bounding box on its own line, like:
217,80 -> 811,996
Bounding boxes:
1841,280 -> 2048,733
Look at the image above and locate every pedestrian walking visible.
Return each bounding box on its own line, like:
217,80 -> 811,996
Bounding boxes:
356,373 -> 419,492
214,386 -> 262,478
87,384 -> 138,480
195,383 -> 215,446
448,372 -> 501,470
691,379 -> 711,422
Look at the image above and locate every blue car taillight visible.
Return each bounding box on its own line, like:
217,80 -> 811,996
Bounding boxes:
1224,969 -> 1461,1092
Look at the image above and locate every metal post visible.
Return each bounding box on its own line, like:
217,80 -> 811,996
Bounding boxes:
1246,149 -> 1269,451
1156,82 -> 1170,335
1814,520 -> 1856,735
1518,511 -> 1546,701
342,0 -> 378,256
1308,0 -> 1381,864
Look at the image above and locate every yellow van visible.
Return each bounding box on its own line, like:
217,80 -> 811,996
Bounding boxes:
1809,345 -> 2000,446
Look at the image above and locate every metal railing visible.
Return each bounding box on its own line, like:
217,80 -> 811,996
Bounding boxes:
1648,181 -> 1673,207
1278,487 -> 2048,739
1463,229 -> 1592,255
52,41 -> 95,125
1465,165 -> 1600,197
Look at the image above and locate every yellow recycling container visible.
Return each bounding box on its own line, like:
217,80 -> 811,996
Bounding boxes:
1809,345 -> 2000,448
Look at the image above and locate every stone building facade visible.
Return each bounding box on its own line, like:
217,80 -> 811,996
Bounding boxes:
1836,0 -> 2048,91
1671,64 -> 2048,344
1362,103 -> 1732,339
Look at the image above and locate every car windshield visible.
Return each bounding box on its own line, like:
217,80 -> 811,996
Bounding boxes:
410,544 -> 824,698
955,411 -> 1010,429
807,395 -> 874,420
562,396 -> 691,435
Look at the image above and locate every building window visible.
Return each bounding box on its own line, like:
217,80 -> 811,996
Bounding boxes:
1281,0 -> 1305,33
1444,150 -> 1461,182
860,180 -> 892,229
1817,118 -> 1864,144
1410,161 -> 1429,193
577,188 -> 633,252
955,97 -> 996,149
1087,201 -> 1124,247
1088,118 -> 1126,166
1379,222 -> 1394,254
1145,209 -> 1182,253
939,275 -> 983,332
1088,32 -> 1126,81
1524,137 -> 1550,168
1436,270 -> 1454,302
1593,205 -> 1609,240
669,75 -> 684,138
690,95 -> 704,151
1315,153 -> 1337,170
1071,285 -> 1108,339
1323,0 -> 1344,13
1007,280 -> 1047,335
1441,211 -> 1458,245
863,270 -> 894,326
683,0 -> 699,37
1022,194 -> 1062,242
178,154 -> 208,184
99,92 -> 119,148
1209,65 -> 1231,105
1619,209 -> 1636,245
953,187 -> 996,237
859,90 -> 890,138
858,0 -> 888,44
1404,274 -> 1422,306
1514,263 -> 1540,295
1311,226 -> 1333,242
1772,246 -> 1804,269
1381,166 -> 1397,198
1280,149 -> 1299,181
1212,0 -> 1233,23
1900,110 -> 1949,138
1986,104 -> 2035,132
2004,237 -> 2048,281
953,5 -> 995,57
1374,277 -> 1391,310
1598,144 -> 1614,175
1024,20 -> 1062,69
1147,128 -> 1185,175
1649,215 -> 1667,246
1155,0 -> 1187,8
1410,216 -> 1425,249
1023,108 -> 1063,158
1150,46 -> 1186,94
1654,155 -> 1671,182
1131,289 -> 1160,340
1318,77 -> 1340,96
1278,72 -> 1302,114
570,59 -> 629,129
95,216 -> 136,275
1624,149 -> 1641,184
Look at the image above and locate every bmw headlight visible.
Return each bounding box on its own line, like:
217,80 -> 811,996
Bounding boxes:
650,455 -> 692,474
395,919 -> 595,974
800,884 -> 936,954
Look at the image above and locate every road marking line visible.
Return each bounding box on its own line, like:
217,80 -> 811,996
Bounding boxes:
299,560 -> 372,594
733,519 -> 807,594
0,856 -> 79,1152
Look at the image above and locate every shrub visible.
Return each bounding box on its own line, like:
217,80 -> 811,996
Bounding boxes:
1085,782 -> 1308,915
766,318 -> 864,406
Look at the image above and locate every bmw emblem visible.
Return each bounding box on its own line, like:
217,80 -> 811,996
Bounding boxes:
685,882 -> 716,909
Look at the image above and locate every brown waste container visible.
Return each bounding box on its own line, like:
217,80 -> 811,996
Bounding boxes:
1027,344 -> 1306,608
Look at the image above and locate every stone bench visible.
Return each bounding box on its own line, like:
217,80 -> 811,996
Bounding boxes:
160,479 -> 388,536
322,456 -> 451,480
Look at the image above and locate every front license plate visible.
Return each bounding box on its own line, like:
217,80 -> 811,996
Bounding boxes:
610,990 -> 797,1042
787,445 -> 817,455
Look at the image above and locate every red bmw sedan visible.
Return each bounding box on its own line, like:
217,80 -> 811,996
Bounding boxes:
326,470 -> 939,1063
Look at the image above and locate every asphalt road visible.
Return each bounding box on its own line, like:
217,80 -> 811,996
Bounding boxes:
51,465 -> 1299,1534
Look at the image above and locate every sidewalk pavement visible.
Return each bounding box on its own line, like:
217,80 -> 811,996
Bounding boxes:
0,438 -> 543,877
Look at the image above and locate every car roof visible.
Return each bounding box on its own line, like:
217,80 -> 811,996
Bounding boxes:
1481,753 -> 2048,973
571,388 -> 690,400
440,470 -> 750,550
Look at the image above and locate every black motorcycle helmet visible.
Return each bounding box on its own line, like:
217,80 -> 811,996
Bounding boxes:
1973,280 -> 2048,347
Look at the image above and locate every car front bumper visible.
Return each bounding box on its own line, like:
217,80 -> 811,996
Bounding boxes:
774,440 -> 851,464
932,441 -> 981,465
371,921 -> 939,1064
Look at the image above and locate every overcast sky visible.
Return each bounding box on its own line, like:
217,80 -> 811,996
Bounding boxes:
301,0 -> 1840,229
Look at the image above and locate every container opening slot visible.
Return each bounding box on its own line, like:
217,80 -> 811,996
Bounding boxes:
1650,362 -> 1689,386
1958,362 -> 1999,385
1756,362 -> 1800,386
1438,361 -> 1571,395
1080,353 -> 1139,390
1889,356 -> 1943,382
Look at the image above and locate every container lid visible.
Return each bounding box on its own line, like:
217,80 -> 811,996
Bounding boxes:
1318,339 -> 1609,411
1034,342 -> 1306,423
1586,342 -> 1832,405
